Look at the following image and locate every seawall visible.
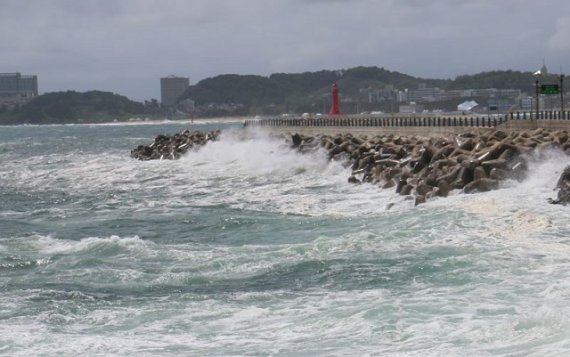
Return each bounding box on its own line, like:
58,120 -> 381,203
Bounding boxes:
243,114 -> 570,138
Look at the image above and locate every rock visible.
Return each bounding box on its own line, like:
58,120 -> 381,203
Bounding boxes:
498,148 -> 517,161
291,133 -> 302,148
463,178 -> 499,194
395,178 -> 407,194
419,146 -> 433,165
490,130 -> 508,141
348,175 -> 361,184
489,168 -> 508,180
375,158 -> 399,167
457,138 -> 475,151
384,167 -> 403,180
549,166 -> 570,205
473,166 -> 487,180
556,132 -> 569,144
399,184 -> 413,196
431,158 -> 456,170
430,145 -> 454,164
415,195 -> 426,206
437,180 -> 452,197
382,179 -> 396,189
415,182 -> 433,196
131,129 -> 220,160
508,158 -> 528,182
531,128 -> 545,136
436,166 -> 461,186
458,166 -> 474,186
563,142 -> 570,153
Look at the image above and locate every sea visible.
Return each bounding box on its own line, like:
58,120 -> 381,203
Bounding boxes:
1,120 -> 570,356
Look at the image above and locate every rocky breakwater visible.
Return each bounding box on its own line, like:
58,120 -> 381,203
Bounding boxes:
131,129 -> 221,160
288,129 -> 570,205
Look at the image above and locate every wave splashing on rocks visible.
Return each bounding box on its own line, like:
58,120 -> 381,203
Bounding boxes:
131,127 -> 570,206
285,128 -> 570,205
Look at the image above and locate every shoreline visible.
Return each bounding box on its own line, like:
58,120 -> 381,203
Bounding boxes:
0,116 -> 248,127
126,116 -> 248,125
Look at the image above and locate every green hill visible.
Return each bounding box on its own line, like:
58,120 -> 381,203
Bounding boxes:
180,66 -> 445,115
179,66 -> 540,116
0,90 -> 164,124
449,70 -> 539,91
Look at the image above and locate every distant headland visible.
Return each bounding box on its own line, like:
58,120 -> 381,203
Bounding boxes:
0,66 -> 562,125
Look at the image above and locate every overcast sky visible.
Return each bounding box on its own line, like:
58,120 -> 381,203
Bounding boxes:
2,0 -> 570,101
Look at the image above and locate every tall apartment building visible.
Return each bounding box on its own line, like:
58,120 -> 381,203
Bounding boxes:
0,72 -> 38,97
160,75 -> 190,106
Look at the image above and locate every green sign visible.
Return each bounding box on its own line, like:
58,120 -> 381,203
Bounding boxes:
541,84 -> 560,94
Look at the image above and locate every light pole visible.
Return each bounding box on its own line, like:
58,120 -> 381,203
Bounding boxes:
560,74 -> 565,115
535,78 -> 540,119
533,69 -> 543,119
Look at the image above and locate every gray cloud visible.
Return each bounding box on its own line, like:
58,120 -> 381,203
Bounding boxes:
1,0 -> 569,100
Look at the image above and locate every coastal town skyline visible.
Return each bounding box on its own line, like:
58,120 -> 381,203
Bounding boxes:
2,0 -> 570,101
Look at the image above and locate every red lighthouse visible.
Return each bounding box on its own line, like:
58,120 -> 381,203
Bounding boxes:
329,81 -> 341,115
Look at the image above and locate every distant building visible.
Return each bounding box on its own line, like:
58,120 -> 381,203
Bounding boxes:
0,72 -> 38,109
160,75 -> 190,107
0,72 -> 38,97
399,102 -> 423,114
365,85 -> 397,103
404,83 -> 442,102
520,96 -> 533,110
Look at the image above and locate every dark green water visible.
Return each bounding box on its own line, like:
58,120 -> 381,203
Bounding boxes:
2,121 -> 570,356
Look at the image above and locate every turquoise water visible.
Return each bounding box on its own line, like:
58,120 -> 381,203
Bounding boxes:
2,121 -> 570,356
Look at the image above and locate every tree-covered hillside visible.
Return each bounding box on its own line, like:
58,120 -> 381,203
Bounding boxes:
0,90 -> 164,124
179,66 -> 539,116
180,66 -> 440,116
448,70 -> 540,91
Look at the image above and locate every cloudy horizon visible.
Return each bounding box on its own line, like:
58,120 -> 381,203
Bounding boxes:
2,0 -> 570,101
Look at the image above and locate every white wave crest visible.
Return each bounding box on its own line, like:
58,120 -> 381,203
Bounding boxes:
25,234 -> 148,255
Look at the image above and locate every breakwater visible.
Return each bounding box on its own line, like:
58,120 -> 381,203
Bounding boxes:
244,111 -> 570,136
130,129 -> 220,160
130,125 -> 569,206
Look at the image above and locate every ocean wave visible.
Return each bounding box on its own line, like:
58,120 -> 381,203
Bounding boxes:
24,234 -> 150,256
